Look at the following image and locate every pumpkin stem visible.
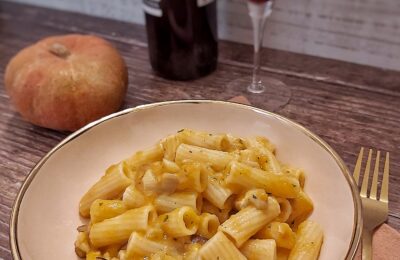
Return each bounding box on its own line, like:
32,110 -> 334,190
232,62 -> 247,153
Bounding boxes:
49,43 -> 71,58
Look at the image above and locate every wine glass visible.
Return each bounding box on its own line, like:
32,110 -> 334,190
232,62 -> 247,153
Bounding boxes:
228,0 -> 291,111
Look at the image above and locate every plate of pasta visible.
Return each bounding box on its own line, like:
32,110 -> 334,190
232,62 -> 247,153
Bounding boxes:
11,100 -> 362,260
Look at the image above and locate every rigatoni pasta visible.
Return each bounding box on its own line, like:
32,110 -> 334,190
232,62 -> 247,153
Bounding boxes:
197,213 -> 220,239
219,197 -> 280,247
176,128 -> 229,151
203,175 -> 234,209
89,199 -> 127,224
126,232 -> 173,257
198,231 -> 247,260
175,143 -> 234,171
89,205 -> 157,247
288,221 -> 324,260
122,184 -> 146,209
79,161 -> 132,217
74,129 -> 323,259
160,206 -> 199,237
256,222 -> 296,249
287,190 -> 314,228
240,239 -> 277,260
154,191 -> 202,214
179,161 -> 208,192
226,161 -> 300,198
275,198 -> 293,223
125,144 -> 164,169
234,188 -> 269,210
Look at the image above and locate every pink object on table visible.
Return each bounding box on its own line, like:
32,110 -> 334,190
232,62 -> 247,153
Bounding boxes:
355,224 -> 400,260
228,95 -> 251,105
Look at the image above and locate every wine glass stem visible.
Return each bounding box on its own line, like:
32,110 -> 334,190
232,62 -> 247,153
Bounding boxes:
252,17 -> 266,87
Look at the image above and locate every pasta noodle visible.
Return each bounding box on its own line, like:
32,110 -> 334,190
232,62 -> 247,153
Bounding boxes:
240,239 -> 277,260
288,221 -> 324,260
203,175 -> 234,209
122,184 -> 146,209
126,232 -> 173,257
179,161 -> 208,192
243,137 -> 280,173
161,134 -> 181,161
89,205 -> 157,247
219,197 -> 280,247
197,213 -> 220,239
162,158 -> 180,173
103,244 -> 122,258
176,129 -> 229,151
225,161 -> 300,198
275,198 -> 292,223
287,191 -> 314,228
198,231 -> 246,260
159,172 -> 180,194
154,191 -> 202,214
234,188 -> 269,210
89,199 -> 127,224
256,222 -> 296,249
160,206 -> 200,237
79,161 -> 132,217
125,144 -> 164,169
74,129 -> 323,259
175,143 -> 234,171
184,243 -> 202,260
142,168 -> 158,194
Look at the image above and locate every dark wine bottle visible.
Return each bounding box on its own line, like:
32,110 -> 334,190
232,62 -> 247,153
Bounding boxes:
143,0 -> 218,80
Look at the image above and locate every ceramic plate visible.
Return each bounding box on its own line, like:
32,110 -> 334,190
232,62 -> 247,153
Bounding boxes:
10,100 -> 362,260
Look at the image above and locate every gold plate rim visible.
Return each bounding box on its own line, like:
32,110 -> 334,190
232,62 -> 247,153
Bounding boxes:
10,100 -> 362,259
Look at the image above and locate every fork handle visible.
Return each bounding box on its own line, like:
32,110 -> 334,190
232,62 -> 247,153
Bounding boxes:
362,228 -> 373,260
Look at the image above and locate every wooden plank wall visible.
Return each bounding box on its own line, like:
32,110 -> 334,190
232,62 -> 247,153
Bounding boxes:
4,0 -> 400,71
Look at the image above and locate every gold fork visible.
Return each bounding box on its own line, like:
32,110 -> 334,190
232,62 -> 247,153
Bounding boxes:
353,148 -> 390,260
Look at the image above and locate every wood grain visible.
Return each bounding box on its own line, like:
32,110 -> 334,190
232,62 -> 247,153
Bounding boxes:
0,2 -> 399,259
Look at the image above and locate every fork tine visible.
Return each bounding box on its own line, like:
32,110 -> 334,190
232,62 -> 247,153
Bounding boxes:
353,147 -> 364,185
369,151 -> 380,200
380,152 -> 390,203
360,149 -> 373,197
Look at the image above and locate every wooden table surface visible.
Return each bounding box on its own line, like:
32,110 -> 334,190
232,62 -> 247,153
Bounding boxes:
0,2 -> 399,259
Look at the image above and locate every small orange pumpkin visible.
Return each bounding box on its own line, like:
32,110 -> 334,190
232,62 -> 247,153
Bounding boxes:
4,34 -> 128,131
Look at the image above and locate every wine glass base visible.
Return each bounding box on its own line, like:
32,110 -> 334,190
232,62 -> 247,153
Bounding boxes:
247,82 -> 266,94
228,76 -> 292,112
